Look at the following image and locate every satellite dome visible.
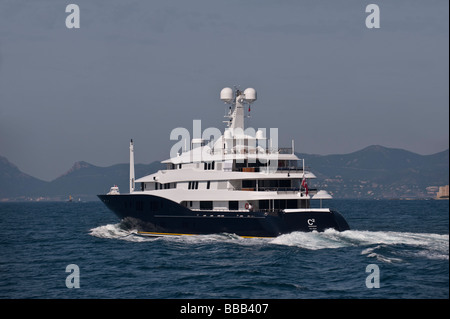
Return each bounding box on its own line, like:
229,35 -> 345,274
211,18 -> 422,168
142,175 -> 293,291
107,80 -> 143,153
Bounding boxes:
312,190 -> 333,199
256,129 -> 265,140
244,88 -> 257,103
220,87 -> 233,103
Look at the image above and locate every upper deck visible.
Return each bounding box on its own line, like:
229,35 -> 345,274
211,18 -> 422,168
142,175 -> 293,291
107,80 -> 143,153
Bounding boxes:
126,87 -> 331,206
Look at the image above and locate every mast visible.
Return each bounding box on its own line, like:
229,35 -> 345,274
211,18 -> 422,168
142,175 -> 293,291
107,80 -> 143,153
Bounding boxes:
220,87 -> 257,136
130,139 -> 135,193
230,90 -> 245,133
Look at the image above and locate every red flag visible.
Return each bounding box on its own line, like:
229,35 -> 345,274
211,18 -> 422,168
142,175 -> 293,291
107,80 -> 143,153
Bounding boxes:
302,178 -> 309,196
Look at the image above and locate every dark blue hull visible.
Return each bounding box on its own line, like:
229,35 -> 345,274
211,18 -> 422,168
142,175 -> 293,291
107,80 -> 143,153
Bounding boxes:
98,194 -> 350,237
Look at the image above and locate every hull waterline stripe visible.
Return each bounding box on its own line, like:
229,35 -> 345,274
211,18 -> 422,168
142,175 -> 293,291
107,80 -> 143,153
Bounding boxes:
137,231 -> 274,239
138,231 -> 196,236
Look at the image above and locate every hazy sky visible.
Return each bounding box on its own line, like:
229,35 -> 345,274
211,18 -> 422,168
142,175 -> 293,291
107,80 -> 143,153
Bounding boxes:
0,0 -> 448,181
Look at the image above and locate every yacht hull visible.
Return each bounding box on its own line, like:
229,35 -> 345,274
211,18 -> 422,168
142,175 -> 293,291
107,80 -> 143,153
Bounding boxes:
98,194 -> 349,237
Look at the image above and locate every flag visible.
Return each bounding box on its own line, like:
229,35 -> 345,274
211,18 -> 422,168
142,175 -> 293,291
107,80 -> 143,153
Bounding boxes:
302,178 -> 309,196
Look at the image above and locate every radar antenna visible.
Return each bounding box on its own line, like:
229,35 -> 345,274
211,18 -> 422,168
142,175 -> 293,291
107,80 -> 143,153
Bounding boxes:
220,86 -> 257,129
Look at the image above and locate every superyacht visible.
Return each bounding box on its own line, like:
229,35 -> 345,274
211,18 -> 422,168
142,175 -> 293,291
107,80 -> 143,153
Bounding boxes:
98,87 -> 350,237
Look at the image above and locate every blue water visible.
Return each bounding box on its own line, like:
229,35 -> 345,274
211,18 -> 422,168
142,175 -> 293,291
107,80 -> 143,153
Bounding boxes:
0,200 -> 448,299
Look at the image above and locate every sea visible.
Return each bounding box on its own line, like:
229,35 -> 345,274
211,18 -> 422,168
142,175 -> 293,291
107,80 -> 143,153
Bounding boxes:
0,200 -> 448,301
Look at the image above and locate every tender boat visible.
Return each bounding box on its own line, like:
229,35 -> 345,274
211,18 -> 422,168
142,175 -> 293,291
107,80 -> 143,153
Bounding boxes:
107,185 -> 120,195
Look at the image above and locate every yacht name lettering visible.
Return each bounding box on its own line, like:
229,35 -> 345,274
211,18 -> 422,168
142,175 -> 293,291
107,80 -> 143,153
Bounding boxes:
180,303 -> 214,316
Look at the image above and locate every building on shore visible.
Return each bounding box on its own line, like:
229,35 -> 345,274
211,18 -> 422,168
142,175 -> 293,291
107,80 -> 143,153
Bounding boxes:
426,186 -> 439,197
436,185 -> 449,199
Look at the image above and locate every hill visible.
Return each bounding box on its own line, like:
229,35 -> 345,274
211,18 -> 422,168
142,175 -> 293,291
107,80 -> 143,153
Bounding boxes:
38,161 -> 165,200
0,145 -> 448,201
0,157 -> 164,201
296,145 -> 449,199
0,156 -> 47,199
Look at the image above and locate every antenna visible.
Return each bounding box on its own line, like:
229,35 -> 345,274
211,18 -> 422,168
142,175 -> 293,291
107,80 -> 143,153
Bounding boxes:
243,88 -> 257,103
220,86 -> 257,129
220,87 -> 233,103
129,139 -> 135,193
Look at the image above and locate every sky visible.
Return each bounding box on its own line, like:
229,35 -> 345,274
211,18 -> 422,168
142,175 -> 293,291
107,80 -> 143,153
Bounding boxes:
0,0 -> 448,181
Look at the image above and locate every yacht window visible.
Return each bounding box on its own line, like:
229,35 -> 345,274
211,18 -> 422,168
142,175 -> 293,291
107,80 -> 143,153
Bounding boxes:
229,201 -> 238,210
242,180 -> 256,189
200,201 -> 213,210
207,181 -> 210,189
259,200 -> 269,209
287,199 -> 297,208
189,181 -> 199,190
203,162 -> 215,170
279,180 -> 291,188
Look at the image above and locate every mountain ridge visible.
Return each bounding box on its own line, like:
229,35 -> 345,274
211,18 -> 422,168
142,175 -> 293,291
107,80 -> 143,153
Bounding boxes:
295,145 -> 448,199
0,145 -> 448,201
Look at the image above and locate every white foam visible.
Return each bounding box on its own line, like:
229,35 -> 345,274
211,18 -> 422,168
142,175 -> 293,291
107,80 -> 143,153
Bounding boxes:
88,224 -> 449,262
360,245 -> 403,263
269,230 -> 349,250
89,223 -> 155,242
88,224 -> 246,243
270,229 -> 449,262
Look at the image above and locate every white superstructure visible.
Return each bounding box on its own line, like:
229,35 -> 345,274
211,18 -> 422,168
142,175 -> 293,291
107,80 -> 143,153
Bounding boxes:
130,87 -> 331,213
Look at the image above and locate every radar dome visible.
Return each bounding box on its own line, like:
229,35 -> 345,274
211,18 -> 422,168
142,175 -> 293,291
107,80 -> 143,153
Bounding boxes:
256,129 -> 265,140
244,88 -> 257,103
220,87 -> 233,103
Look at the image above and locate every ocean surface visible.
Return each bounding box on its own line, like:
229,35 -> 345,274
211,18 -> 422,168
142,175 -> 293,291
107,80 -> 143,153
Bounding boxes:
0,200 -> 448,299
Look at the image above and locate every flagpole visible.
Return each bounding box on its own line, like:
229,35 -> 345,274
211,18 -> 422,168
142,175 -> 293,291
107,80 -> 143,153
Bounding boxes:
302,159 -> 305,178
302,158 -> 305,196
301,158 -> 308,197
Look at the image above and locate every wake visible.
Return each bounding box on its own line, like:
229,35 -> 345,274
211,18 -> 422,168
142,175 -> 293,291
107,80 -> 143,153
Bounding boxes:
270,229 -> 449,262
89,223 -> 449,262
